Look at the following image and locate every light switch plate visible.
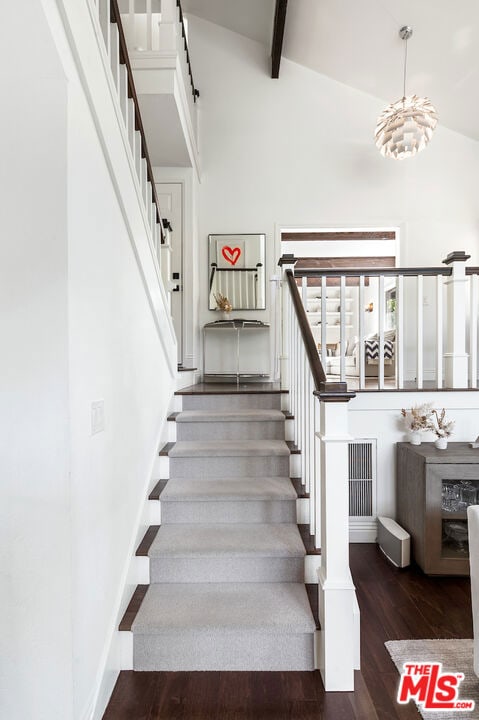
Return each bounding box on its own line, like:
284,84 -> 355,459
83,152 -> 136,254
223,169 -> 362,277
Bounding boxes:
91,400 -> 105,435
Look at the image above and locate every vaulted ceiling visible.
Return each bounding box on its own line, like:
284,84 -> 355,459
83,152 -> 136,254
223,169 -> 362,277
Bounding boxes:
182,0 -> 479,141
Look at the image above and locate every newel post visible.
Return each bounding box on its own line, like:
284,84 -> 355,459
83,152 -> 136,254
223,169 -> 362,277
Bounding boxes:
158,0 -> 179,52
443,251 -> 471,388
315,381 -> 358,691
278,254 -> 297,392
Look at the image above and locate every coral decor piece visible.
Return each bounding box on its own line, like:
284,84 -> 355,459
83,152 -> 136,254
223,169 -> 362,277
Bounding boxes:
221,246 -> 242,266
214,292 -> 233,314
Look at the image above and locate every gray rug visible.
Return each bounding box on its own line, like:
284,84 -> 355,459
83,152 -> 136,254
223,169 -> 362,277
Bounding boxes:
386,639 -> 478,719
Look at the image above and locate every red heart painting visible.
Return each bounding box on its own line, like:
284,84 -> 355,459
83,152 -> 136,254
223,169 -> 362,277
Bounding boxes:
221,246 -> 241,266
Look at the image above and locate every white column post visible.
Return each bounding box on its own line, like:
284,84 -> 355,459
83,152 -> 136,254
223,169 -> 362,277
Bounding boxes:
316,383 -> 358,691
443,251 -> 470,388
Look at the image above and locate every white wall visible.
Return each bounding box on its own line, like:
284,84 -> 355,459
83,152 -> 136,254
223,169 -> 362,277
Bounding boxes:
187,16 -> 479,372
0,4 -> 73,720
1,2 -> 176,719
67,74 -> 174,720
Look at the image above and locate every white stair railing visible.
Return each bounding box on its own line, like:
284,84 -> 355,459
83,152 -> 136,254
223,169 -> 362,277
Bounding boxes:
286,251 -> 477,391
89,0 -> 165,269
120,0 -> 199,127
280,258 -> 358,691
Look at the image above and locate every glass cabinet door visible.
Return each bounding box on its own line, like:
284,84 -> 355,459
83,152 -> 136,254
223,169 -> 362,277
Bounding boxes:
441,478 -> 479,560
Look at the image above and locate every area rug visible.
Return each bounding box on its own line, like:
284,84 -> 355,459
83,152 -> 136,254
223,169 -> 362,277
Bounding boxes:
386,639 -> 478,719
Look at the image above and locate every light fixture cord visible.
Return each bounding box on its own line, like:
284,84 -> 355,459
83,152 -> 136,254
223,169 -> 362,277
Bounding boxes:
402,36 -> 408,100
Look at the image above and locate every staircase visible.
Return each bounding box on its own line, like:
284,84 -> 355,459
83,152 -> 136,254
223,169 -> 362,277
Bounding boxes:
128,384 -> 316,671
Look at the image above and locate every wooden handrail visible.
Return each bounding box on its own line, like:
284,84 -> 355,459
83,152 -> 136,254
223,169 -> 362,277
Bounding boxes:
110,0 -> 164,239
285,269 -> 326,390
293,266 -> 452,279
176,0 -> 200,102
278,255 -> 455,278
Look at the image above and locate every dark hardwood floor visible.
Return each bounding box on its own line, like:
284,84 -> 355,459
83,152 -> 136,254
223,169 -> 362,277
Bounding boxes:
103,544 -> 473,720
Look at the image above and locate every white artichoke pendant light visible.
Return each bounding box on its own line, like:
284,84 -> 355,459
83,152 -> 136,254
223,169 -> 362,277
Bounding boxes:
375,26 -> 437,159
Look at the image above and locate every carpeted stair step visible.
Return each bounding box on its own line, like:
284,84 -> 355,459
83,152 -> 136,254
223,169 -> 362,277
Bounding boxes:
131,582 -> 315,671
181,393 -> 282,411
175,409 -> 285,441
169,440 -> 290,478
160,477 -> 297,523
148,523 -> 305,582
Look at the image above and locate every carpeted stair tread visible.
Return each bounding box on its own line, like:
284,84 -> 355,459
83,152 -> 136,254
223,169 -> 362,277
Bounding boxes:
148,523 -> 305,558
160,477 -> 297,502
132,582 -> 316,634
169,440 -> 290,457
175,410 -> 285,423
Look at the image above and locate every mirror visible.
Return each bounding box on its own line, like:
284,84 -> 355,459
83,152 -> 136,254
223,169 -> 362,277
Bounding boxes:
208,234 -> 266,310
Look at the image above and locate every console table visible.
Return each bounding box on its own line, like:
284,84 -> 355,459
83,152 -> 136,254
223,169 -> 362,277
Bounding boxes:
397,442 -> 479,575
203,319 -> 270,384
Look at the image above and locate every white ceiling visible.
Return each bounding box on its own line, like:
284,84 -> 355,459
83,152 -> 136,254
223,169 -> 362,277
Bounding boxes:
183,0 -> 479,141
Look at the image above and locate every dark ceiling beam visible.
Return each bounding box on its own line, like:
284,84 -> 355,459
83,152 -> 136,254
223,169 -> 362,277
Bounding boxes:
271,0 -> 288,79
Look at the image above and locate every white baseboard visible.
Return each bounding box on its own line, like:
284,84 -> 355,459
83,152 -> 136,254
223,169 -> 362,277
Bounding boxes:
349,518 -> 377,543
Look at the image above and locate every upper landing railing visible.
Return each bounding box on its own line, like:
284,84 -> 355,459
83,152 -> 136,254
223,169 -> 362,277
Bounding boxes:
91,0 -> 165,257
280,251 -> 479,391
120,0 -> 199,101
119,0 -> 199,144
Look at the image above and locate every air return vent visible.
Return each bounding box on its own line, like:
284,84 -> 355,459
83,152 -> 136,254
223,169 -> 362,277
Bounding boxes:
348,439 -> 377,519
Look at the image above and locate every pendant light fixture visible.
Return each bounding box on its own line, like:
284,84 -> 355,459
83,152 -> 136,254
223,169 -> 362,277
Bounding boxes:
375,26 -> 437,159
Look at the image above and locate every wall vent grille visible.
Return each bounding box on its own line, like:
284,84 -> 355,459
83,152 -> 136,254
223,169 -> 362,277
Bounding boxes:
348,439 -> 377,518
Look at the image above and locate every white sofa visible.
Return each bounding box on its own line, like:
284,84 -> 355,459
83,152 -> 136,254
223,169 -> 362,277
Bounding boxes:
467,505 -> 479,677
328,336 -> 396,378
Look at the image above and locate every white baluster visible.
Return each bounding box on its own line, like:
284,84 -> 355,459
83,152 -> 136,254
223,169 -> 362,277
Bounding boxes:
308,373 -> 315,535
98,0 -> 111,55
416,274 -> 424,389
340,275 -> 346,382
109,23 -> 120,88
397,275 -> 404,389
358,275 -> 365,390
470,274 -> 478,388
294,322 -> 300,447
436,275 -> 444,389
134,130 -> 142,180
150,202 -> 156,236
140,158 -> 148,206
118,64 -> 129,129
378,275 -> 385,390
302,351 -> 307,493
127,99 -> 136,156
314,398 -> 321,548
321,276 -> 327,372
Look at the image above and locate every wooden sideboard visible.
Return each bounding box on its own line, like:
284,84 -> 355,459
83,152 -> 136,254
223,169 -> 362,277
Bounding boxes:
397,442 -> 479,575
